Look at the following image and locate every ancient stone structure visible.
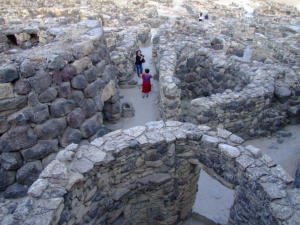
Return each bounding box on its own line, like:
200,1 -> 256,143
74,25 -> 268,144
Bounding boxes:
0,0 -> 299,224
0,121 -> 298,224
0,19 -> 122,193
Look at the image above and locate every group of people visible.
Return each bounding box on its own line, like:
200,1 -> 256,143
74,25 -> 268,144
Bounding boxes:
198,12 -> 209,21
135,50 -> 152,98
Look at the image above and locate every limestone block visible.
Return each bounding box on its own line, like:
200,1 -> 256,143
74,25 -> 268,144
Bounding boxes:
101,80 -> 116,103
40,159 -> 68,180
219,144 -> 240,158
0,83 -> 13,99
245,145 -> 262,158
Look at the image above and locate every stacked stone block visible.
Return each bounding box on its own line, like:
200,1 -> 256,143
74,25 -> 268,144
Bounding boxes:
0,121 -> 297,224
0,20 -> 121,194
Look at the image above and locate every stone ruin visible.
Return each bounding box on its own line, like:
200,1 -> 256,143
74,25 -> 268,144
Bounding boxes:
0,0 -> 299,224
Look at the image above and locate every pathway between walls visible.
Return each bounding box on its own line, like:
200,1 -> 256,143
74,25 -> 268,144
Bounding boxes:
105,31 -> 160,130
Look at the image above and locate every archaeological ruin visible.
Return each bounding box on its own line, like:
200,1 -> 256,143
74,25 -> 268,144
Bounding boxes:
0,0 -> 299,224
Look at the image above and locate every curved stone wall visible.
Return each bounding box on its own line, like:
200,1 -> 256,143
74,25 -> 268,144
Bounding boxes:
0,20 -> 121,193
0,121 -> 298,225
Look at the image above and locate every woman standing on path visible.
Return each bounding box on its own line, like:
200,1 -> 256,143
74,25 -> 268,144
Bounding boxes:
135,50 -> 145,77
142,68 -> 152,98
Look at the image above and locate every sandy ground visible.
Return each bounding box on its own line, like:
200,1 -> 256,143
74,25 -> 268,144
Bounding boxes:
245,125 -> 300,177
105,36 -> 160,130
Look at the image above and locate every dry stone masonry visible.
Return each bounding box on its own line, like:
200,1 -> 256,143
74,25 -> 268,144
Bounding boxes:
0,121 -> 298,225
0,19 -> 122,193
0,0 -> 300,224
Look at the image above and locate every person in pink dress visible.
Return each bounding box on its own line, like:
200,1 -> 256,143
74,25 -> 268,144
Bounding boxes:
142,68 -> 152,98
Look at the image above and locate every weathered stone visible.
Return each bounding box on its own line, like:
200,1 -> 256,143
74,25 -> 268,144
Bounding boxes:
84,80 -> 101,98
0,116 -> 9,134
70,157 -> 94,174
4,183 -> 28,199
61,64 -> 77,82
58,82 -> 71,98
0,83 -> 14,99
0,169 -> 15,190
28,179 -> 48,197
123,126 -> 146,138
14,79 -> 31,95
67,108 -> 86,128
16,161 -> 43,186
60,128 -> 82,147
219,144 -> 240,158
72,57 -> 92,74
84,66 -> 97,83
27,104 -> 50,124
1,152 -> 23,170
94,125 -> 111,138
28,92 -> 39,106
0,126 -> 37,152
13,197 -> 34,220
121,102 -> 135,117
83,146 -> 106,165
80,113 -> 103,138
201,135 -> 219,147
20,59 -> 36,78
138,173 -> 171,185
270,202 -> 293,220
50,98 -> 76,117
21,139 -> 58,161
82,98 -> 97,118
245,145 -> 262,158
70,90 -> 84,106
42,152 -> 57,168
34,118 -> 66,139
40,159 -> 68,179
0,96 -> 27,112
28,70 -> 52,94
261,182 -> 287,200
229,134 -> 244,144
0,64 -> 19,83
47,54 -> 66,70
71,74 -> 88,90
146,121 -> 164,130
39,87 -> 57,103
274,86 -> 291,99
217,128 -> 232,139
101,80 -> 116,102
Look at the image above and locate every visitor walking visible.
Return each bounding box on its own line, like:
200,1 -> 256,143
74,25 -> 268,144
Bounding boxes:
135,50 -> 145,77
142,68 -> 152,98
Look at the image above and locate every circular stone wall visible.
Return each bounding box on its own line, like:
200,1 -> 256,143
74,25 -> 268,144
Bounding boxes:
1,121 -> 298,225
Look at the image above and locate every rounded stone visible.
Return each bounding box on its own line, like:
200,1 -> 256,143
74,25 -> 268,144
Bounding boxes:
16,161 -> 43,186
71,75 -> 88,89
4,183 -> 28,199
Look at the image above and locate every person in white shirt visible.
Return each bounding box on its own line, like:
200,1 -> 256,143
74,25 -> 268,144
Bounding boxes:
199,12 -> 204,21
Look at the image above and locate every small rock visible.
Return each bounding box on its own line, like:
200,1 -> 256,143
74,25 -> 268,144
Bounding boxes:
4,183 -> 28,199
0,83 -> 14,99
82,98 -> 97,118
121,102 -> 135,118
28,70 -> 52,94
14,79 -> 31,95
274,86 -> 291,99
58,82 -> 71,98
245,145 -> 262,158
50,98 -> 76,117
219,144 -> 240,158
21,139 -> 58,161
47,54 -> 66,70
61,64 -> 77,82
34,118 -> 66,139
80,113 -> 103,138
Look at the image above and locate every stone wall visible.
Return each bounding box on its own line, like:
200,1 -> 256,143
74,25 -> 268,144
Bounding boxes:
0,20 -> 121,194
0,121 -> 298,225
175,46 -> 250,99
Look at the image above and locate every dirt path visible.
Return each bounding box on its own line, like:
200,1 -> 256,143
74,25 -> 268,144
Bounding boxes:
105,35 -> 160,130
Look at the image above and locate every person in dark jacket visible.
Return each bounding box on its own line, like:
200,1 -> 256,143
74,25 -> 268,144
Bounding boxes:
135,50 -> 144,77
